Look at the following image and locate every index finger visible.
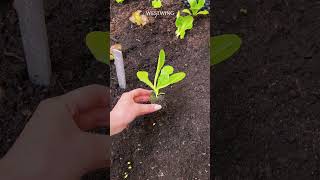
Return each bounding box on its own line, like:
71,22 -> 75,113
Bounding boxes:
60,84 -> 109,114
129,88 -> 152,98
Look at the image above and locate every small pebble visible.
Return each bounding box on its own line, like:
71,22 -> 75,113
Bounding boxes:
240,8 -> 248,14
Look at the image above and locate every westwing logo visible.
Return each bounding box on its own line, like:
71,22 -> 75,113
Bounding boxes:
144,11 -> 175,17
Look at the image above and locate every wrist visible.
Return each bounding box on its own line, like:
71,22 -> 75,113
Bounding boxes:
110,110 -> 126,136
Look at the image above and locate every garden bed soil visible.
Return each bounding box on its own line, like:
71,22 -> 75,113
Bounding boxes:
212,0 -> 320,179
110,0 -> 210,179
0,0 -> 109,179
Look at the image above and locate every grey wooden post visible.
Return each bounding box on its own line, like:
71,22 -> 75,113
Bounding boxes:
112,49 -> 126,89
14,0 -> 51,86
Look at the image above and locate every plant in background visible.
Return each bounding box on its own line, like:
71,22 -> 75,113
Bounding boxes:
129,10 -> 149,26
85,31 -> 109,64
211,34 -> 242,65
115,0 -> 124,3
175,11 -> 194,39
182,0 -> 209,16
137,49 -> 186,98
152,0 -> 162,8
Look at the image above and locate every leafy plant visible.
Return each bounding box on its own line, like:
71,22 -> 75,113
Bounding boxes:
115,0 -> 124,3
152,0 -> 162,8
85,31 -> 109,64
129,10 -> 149,26
183,0 -> 209,16
137,49 -> 186,98
175,11 -> 194,39
211,34 -> 242,65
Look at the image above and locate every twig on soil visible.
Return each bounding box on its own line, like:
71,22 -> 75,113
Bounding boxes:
3,50 -> 24,61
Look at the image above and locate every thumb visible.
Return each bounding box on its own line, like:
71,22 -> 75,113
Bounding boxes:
134,103 -> 162,117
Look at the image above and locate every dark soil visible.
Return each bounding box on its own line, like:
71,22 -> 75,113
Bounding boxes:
0,0 -> 109,179
111,0 -> 210,179
212,0 -> 320,179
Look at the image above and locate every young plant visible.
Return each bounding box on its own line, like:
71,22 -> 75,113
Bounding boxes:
115,0 -> 124,3
152,0 -> 162,8
211,34 -> 242,65
137,49 -> 186,98
175,11 -> 194,39
129,10 -> 149,26
183,0 -> 209,16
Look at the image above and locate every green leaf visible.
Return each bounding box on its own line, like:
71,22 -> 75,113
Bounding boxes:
161,65 -> 174,75
186,0 -> 207,16
182,9 -> 191,15
116,0 -> 124,3
211,34 -> 242,65
85,31 -> 109,64
152,0 -> 162,8
157,73 -> 170,89
188,0 -> 197,8
197,10 -> 209,15
197,0 -> 206,9
169,72 -> 186,85
137,71 -> 155,90
157,65 -> 174,88
154,49 -> 165,86
175,14 -> 194,39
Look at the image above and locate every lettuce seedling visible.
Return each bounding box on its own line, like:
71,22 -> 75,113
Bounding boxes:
129,10 -> 149,26
152,0 -> 162,8
183,0 -> 209,16
115,0 -> 124,3
175,11 -> 194,39
137,49 -> 186,98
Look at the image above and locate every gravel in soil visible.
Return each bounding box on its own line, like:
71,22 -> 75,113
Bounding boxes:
111,1 -> 210,179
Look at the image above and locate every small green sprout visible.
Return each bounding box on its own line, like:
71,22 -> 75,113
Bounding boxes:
152,0 -> 162,8
115,0 -> 125,3
182,0 -> 209,16
175,11 -> 194,39
137,49 -> 186,98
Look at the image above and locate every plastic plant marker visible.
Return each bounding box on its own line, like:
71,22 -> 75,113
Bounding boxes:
112,49 -> 127,89
86,31 -> 109,64
211,34 -> 242,65
14,0 -> 51,85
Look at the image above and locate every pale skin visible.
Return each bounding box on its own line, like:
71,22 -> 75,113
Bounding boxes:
0,85 -> 161,180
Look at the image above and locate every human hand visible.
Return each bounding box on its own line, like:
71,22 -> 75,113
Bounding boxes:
0,85 -> 109,180
110,88 -> 162,135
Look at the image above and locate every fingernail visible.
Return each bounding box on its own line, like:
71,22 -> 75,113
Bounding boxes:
154,104 -> 162,111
